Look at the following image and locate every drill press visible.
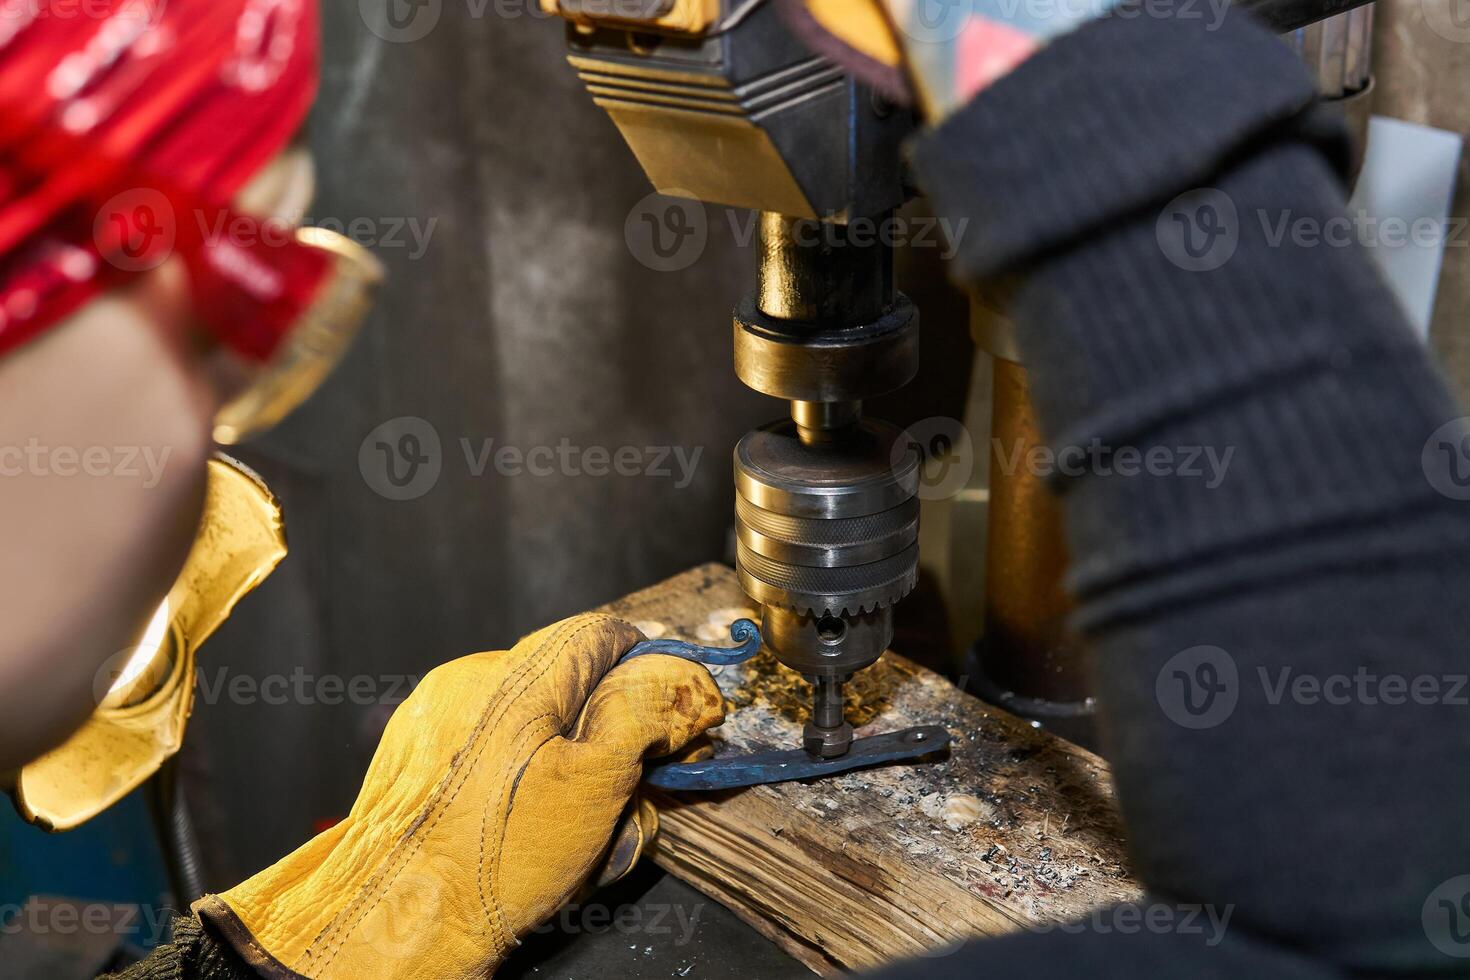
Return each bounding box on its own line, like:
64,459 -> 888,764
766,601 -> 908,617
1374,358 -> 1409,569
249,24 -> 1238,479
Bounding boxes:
549,0 -> 929,765
549,0 -> 1376,777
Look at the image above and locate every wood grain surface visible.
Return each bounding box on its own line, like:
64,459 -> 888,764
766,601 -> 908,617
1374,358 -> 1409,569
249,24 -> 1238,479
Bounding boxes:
600,564 -> 1141,975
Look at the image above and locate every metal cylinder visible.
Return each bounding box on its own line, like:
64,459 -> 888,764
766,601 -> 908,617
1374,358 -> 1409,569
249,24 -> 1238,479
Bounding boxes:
971,357 -> 1096,740
733,296 -> 920,405
734,213 -> 919,405
804,673 -> 854,758
1238,0 -> 1374,35
812,675 -> 845,727
759,604 -> 896,677
757,212 -> 891,324
735,420 -> 920,758
1287,4 -> 1375,185
792,399 -> 862,444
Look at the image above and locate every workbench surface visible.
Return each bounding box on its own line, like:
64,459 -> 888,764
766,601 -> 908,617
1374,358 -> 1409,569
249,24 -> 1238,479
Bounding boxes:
596,564 -> 1140,975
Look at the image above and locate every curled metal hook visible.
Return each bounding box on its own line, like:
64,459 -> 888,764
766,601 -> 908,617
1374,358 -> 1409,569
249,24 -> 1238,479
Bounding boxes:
620,618 -> 761,667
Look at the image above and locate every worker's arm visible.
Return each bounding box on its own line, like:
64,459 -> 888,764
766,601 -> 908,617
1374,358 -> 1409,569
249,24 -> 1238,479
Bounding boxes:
104,614 -> 724,980
0,262 -> 218,770
877,8 -> 1470,978
0,145 -> 318,772
102,914 -> 257,980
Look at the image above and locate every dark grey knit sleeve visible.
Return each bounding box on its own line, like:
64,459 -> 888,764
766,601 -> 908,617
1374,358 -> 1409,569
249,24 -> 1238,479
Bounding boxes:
102,915 -> 261,980
878,8 -> 1470,978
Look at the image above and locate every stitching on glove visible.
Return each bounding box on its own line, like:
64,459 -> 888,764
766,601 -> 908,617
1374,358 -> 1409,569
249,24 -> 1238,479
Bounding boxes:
479,711 -> 556,943
482,616 -> 627,952
310,617 -> 586,971
309,614 -> 623,974
490,650 -> 673,921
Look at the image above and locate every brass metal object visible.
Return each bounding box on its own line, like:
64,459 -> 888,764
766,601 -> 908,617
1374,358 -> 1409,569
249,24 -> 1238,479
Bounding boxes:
8,455 -> 287,831
732,297 -> 918,404
972,357 -> 1094,727
547,0 -> 721,34
970,295 -> 1020,363
734,213 -> 918,405
757,213 -> 888,322
985,360 -> 1073,660
560,1 -> 911,221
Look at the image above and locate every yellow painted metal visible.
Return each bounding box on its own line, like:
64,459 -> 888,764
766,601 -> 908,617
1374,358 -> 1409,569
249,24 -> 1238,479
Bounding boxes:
802,0 -> 903,68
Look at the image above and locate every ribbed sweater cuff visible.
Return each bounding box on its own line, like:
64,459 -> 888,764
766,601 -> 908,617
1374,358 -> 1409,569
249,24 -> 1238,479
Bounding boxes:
911,11 -> 1463,624
912,9 -> 1352,284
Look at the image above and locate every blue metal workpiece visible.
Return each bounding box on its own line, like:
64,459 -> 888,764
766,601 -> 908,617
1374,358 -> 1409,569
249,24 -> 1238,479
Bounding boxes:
621,619 -> 951,791
644,725 -> 952,792
620,619 -> 762,667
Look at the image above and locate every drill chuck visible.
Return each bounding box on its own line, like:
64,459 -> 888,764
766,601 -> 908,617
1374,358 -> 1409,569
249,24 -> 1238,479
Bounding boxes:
734,416 -> 920,760
734,419 -> 919,623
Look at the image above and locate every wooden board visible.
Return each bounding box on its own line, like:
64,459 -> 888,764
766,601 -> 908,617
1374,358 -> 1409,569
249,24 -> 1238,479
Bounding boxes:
600,564 -> 1140,976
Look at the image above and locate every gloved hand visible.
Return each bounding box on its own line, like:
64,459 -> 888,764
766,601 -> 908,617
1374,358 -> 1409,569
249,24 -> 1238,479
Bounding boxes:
194,613 -> 725,979
786,0 -> 1114,120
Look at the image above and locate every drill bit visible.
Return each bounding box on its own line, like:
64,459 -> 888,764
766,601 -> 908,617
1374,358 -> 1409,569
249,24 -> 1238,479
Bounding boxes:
804,675 -> 854,758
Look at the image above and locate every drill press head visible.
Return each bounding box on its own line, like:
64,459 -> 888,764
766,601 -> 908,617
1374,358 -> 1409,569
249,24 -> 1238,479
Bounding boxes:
553,0 -> 912,219
551,0 -> 920,758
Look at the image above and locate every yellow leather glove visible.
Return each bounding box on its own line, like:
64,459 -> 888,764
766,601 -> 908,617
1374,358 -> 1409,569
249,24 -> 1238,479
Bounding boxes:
193,613 -> 725,979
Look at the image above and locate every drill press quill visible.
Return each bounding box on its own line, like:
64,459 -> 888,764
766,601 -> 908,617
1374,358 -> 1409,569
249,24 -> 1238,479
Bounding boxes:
733,212 -> 920,759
